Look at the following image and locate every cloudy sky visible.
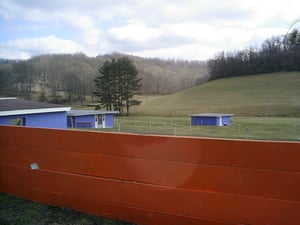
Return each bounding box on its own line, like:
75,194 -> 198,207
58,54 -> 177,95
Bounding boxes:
1,0 -> 300,60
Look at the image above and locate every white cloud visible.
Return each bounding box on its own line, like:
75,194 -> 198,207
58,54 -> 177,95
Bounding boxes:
0,35 -> 84,59
108,20 -> 160,43
1,0 -> 300,60
63,14 -> 101,46
104,20 -> 288,60
131,44 -> 216,61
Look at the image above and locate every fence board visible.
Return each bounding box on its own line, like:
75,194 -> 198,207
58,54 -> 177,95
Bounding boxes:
1,126 -> 300,172
0,183 -> 241,225
1,145 -> 300,201
1,126 -> 300,225
1,163 -> 300,225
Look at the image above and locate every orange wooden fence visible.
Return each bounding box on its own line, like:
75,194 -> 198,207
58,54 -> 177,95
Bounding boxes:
1,125 -> 300,225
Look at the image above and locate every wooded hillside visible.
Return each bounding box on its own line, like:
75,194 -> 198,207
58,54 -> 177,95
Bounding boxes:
0,53 -> 208,104
207,29 -> 300,80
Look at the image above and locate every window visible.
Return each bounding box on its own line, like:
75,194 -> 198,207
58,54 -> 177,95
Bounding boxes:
10,117 -> 25,126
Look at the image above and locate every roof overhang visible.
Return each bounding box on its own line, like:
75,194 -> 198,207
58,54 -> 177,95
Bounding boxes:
0,107 -> 71,116
67,110 -> 119,116
191,113 -> 234,117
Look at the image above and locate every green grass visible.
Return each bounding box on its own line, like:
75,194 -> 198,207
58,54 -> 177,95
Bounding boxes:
104,116 -> 300,141
0,193 -> 133,225
131,72 -> 300,116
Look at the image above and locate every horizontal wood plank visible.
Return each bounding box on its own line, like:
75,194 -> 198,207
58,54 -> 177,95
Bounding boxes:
1,145 -> 300,201
1,163 -> 300,225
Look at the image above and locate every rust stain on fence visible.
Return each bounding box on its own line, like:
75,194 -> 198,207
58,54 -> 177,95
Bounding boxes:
1,126 -> 300,225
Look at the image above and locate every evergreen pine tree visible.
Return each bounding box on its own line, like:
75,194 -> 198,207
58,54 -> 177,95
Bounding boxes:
94,57 -> 142,115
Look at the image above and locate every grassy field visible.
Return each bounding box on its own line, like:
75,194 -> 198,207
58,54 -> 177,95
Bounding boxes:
103,116 -> 300,141
131,72 -> 300,116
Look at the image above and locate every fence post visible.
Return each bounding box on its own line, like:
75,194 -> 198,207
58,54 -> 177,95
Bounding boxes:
173,124 -> 177,135
118,122 -> 121,132
245,127 -> 250,139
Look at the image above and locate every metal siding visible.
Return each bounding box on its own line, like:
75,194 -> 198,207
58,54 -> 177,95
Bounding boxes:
191,116 -> 198,125
222,116 -> 232,126
0,112 -> 67,128
191,116 -> 218,126
0,116 -> 10,125
105,114 -> 114,128
72,115 -> 95,128
25,112 -> 67,128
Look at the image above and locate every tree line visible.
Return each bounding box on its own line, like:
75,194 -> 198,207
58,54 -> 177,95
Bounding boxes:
0,53 -> 208,104
207,29 -> 300,80
0,53 -> 98,104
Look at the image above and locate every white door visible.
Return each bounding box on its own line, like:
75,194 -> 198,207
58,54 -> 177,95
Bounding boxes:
102,115 -> 106,128
95,114 -> 104,128
94,115 -> 98,128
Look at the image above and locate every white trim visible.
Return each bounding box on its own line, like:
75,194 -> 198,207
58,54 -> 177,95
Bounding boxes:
218,117 -> 222,126
191,113 -> 234,117
0,107 -> 71,116
0,97 -> 17,100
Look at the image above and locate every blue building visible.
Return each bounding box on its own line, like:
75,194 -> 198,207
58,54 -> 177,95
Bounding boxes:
67,110 -> 118,129
191,113 -> 233,126
0,98 -> 70,128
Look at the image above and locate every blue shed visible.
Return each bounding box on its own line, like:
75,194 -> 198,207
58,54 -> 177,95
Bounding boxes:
191,113 -> 233,126
67,110 -> 118,129
0,98 -> 70,128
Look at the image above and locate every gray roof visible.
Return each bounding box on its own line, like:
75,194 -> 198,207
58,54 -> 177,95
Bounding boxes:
0,98 -> 67,111
67,109 -> 119,116
0,98 -> 70,116
191,113 -> 234,117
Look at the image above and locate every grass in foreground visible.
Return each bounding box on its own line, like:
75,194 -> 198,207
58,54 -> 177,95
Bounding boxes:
0,193 -> 133,225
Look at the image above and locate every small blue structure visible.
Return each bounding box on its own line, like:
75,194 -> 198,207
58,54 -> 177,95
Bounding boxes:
191,113 -> 233,126
0,98 -> 70,128
67,110 -> 118,129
